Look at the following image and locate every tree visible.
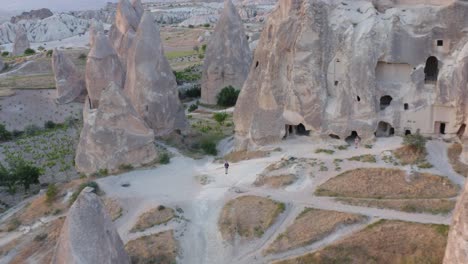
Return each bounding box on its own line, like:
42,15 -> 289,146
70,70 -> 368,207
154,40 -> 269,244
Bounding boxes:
0,155 -> 42,194
217,86 -> 240,107
403,133 -> 427,153
24,48 -> 36,55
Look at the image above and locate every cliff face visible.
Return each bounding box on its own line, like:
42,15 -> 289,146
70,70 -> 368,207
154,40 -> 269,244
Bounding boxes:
234,0 -> 468,150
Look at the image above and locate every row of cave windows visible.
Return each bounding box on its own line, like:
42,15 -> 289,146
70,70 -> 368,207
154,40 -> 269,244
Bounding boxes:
355,95 -> 408,111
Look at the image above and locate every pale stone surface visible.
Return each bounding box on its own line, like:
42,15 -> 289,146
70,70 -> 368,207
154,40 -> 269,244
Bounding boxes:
12,26 -> 30,56
125,12 -> 187,136
109,0 -> 143,71
53,187 -> 131,264
89,19 -> 104,47
234,0 -> 468,150
444,178 -> 468,264
85,32 -> 125,108
201,0 -> 252,105
75,82 -> 158,174
52,49 -> 86,104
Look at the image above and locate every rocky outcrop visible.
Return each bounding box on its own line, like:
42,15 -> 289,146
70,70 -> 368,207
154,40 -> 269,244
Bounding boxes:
201,0 -> 252,104
109,0 -> 143,71
11,8 -> 53,23
444,178 -> 468,264
53,187 -> 131,264
125,12 -> 187,136
52,49 -> 86,104
234,0 -> 468,150
12,26 -> 30,56
75,82 -> 158,174
0,14 -> 90,45
85,32 -> 125,108
89,19 -> 104,46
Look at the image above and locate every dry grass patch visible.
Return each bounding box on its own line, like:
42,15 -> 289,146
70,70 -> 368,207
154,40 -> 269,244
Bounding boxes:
275,220 -> 448,264
448,143 -> 468,177
219,195 -> 285,241
394,145 -> 426,165
103,198 -> 123,221
224,150 -> 270,163
348,154 -> 376,163
265,208 -> 365,255
131,206 -> 175,232
125,230 -> 177,264
337,198 -> 456,215
315,168 -> 458,199
254,174 -> 297,188
0,218 -> 64,264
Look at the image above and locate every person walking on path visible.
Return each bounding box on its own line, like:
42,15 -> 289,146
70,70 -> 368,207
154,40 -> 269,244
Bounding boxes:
224,161 -> 230,175
354,137 -> 360,149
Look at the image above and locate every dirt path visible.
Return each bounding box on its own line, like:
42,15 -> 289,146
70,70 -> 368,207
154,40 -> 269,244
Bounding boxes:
96,136 -> 463,264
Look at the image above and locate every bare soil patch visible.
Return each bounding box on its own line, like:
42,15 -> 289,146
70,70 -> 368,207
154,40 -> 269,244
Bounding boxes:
275,220 -> 448,264
125,230 -> 177,264
265,208 -> 365,255
224,150 -> 270,163
103,198 -> 123,221
131,206 -> 175,232
393,145 -> 426,165
253,174 -> 297,188
218,195 -> 285,241
448,143 -> 468,177
315,168 -> 458,199
336,198 -> 456,215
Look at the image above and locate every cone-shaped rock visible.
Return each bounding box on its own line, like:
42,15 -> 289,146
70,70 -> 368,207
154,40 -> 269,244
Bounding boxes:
125,12 -> 187,136
86,32 -> 125,108
53,187 -> 131,264
89,19 -> 104,47
132,0 -> 144,19
109,0 -> 142,70
201,0 -> 252,105
75,82 -> 158,174
444,178 -> 468,263
52,49 -> 86,104
12,26 -> 30,56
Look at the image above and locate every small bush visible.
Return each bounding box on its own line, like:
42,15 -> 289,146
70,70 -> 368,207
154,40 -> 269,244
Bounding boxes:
46,50 -> 53,57
78,53 -> 87,60
44,120 -> 56,129
46,183 -> 58,203
188,24 -> 195,28
201,44 -> 207,53
315,149 -> 335,155
217,86 -> 240,107
403,133 -> 427,152
118,164 -> 134,171
201,139 -> 217,155
1,51 -> 9,57
213,112 -> 228,124
188,104 -> 198,112
24,48 -> 36,55
198,53 -> 204,59
24,124 -> 41,136
203,23 -> 210,27
159,152 -> 170,164
37,46 -> 45,51
0,124 -> 12,141
69,182 -> 98,206
184,85 -> 201,98
158,205 -> 166,211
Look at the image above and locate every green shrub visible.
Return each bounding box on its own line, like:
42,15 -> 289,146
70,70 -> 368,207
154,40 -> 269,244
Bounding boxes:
201,139 -> 217,155
203,23 -> 210,28
24,48 -> 36,55
1,51 -> 9,57
198,53 -> 204,59
0,156 -> 42,193
201,44 -> 207,53
0,124 -> 12,142
24,124 -> 41,136
118,164 -> 134,171
188,24 -> 195,28
46,50 -> 53,57
159,152 -> 171,164
44,120 -> 56,129
37,46 -> 45,51
173,66 -> 201,85
315,149 -> 335,155
403,133 -> 427,152
217,86 -> 240,107
188,104 -> 198,112
78,53 -> 87,60
213,112 -> 228,124
184,85 -> 201,98
46,183 -> 58,203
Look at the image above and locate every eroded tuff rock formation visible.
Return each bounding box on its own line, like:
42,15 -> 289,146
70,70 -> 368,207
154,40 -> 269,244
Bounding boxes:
125,12 -> 187,136
53,187 -> 131,264
11,8 -> 53,23
444,178 -> 468,264
109,0 -> 143,71
52,49 -> 86,104
234,0 -> 468,150
201,0 -> 252,105
86,32 -> 125,108
89,19 -> 104,46
75,82 -> 158,174
12,26 -> 30,56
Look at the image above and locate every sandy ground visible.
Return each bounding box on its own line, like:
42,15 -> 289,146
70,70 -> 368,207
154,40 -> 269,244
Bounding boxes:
95,136 -> 465,264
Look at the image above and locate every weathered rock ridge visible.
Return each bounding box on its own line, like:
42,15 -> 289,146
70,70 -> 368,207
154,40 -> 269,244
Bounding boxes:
234,0 -> 468,149
85,32 -> 125,108
12,26 -> 30,56
52,49 -> 86,104
201,0 -> 252,104
75,82 -> 158,174
53,187 -> 131,264
10,8 -> 53,23
125,12 -> 187,136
